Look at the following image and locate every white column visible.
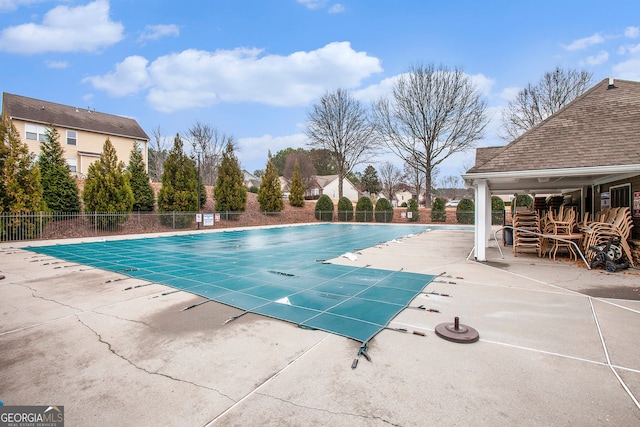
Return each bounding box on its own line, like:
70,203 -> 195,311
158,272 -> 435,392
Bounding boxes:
474,179 -> 490,261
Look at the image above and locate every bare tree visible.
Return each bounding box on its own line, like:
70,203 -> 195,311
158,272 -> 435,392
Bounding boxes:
186,121 -> 231,185
403,158 -> 426,205
306,88 -> 377,199
500,66 -> 593,141
283,150 -> 316,191
148,126 -> 169,182
372,63 -> 487,207
378,162 -> 404,200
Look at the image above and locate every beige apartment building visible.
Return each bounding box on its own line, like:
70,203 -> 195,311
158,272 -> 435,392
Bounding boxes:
2,93 -> 149,177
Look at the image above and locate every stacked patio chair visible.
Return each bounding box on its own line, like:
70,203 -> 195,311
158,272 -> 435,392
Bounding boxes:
545,195 -> 565,213
533,197 -> 547,215
513,209 -> 541,256
583,207 -> 635,267
539,207 -> 581,261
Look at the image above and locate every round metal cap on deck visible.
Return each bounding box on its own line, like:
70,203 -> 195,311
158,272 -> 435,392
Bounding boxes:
435,317 -> 479,343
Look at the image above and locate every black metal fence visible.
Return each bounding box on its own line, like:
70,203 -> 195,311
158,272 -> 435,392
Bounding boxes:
0,210 -> 506,242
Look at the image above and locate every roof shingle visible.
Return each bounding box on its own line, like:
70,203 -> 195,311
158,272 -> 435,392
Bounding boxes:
2,92 -> 149,141
467,78 -> 640,174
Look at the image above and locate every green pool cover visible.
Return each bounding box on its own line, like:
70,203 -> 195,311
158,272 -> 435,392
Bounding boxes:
26,223 -> 436,343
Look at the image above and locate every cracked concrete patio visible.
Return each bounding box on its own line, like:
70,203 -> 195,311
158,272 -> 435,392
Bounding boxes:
1,227 -> 639,426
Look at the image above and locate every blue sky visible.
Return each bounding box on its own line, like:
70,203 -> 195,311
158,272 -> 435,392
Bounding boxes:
1,0 -> 639,179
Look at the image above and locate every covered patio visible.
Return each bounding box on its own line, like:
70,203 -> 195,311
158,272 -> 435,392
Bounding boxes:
463,78 -> 640,265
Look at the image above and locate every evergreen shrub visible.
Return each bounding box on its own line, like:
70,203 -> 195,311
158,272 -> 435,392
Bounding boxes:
315,194 -> 334,221
127,142 -> 155,211
157,134 -> 198,228
0,118 -> 47,239
214,142 -> 247,215
83,138 -> 134,229
431,197 -> 446,222
39,125 -> 81,213
374,198 -> 394,223
406,198 -> 419,222
288,160 -> 305,207
258,156 -> 284,213
355,196 -> 374,222
337,197 -> 353,221
456,198 -> 475,224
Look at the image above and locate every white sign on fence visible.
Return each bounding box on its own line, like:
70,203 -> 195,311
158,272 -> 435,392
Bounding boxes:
203,213 -> 214,226
195,214 -> 202,223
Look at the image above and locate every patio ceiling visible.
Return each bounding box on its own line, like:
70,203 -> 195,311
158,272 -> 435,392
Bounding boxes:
462,164 -> 640,195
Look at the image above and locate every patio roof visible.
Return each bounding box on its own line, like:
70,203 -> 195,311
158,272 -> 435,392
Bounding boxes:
463,78 -> 640,194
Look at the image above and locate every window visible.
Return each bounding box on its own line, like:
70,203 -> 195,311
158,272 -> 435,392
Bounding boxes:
610,184 -> 631,208
66,158 -> 77,173
66,130 -> 77,146
25,123 -> 47,142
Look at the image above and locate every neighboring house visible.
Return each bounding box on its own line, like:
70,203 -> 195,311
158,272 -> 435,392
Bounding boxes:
2,93 -> 149,177
278,176 -> 290,198
243,170 -> 261,189
393,190 -> 414,207
462,78 -> 640,261
313,175 -> 360,201
304,178 -> 323,199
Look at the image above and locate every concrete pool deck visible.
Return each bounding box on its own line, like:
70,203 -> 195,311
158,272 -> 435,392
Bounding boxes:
1,227 -> 639,426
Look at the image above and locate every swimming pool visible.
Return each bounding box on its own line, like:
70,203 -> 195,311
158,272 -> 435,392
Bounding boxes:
26,223 -> 437,343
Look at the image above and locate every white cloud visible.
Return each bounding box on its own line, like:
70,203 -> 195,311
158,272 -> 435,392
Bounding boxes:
580,50 -> 609,66
562,33 -> 604,51
0,0 -> 123,54
86,41 -> 382,112
83,55 -> 151,97
297,0 -> 327,10
0,0 -> 43,12
469,73 -> 495,97
627,43 -> 640,54
297,0 -> 342,13
612,57 -> 640,80
499,86 -> 520,101
616,43 -> 640,55
353,75 -> 400,102
45,59 -> 68,69
137,24 -> 179,43
611,34 -> 640,80
238,133 -> 307,171
612,42 -> 640,80
328,4 -> 345,13
624,26 -> 639,39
